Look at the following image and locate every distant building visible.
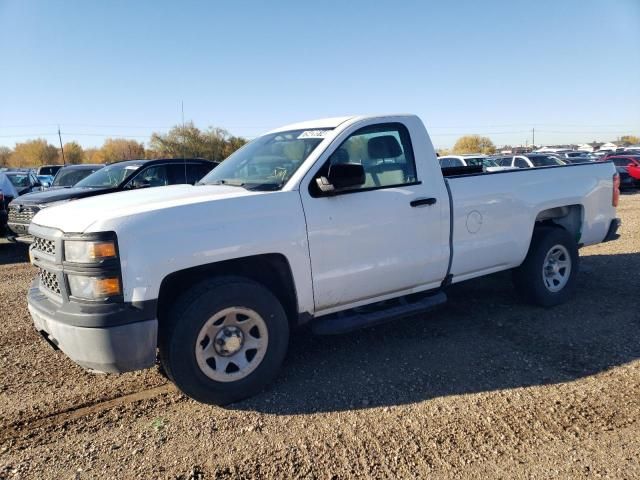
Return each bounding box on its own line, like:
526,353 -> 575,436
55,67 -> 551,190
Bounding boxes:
535,145 -> 574,153
577,143 -> 599,152
599,142 -> 619,151
496,145 -> 534,154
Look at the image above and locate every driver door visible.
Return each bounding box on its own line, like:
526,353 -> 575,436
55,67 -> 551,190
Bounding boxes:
300,121 -> 448,313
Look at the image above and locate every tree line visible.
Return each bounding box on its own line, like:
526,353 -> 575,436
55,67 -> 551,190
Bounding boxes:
3,128 -> 637,168
439,134 -> 640,156
0,122 -> 248,168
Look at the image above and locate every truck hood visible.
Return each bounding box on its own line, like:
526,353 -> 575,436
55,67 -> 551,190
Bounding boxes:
11,186 -> 115,206
32,184 -> 260,233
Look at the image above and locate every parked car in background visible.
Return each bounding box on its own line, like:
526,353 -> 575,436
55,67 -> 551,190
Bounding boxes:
37,175 -> 55,188
495,154 -> 566,169
608,155 -> 640,188
0,173 -> 19,235
50,164 -> 104,189
36,165 -> 64,177
557,152 -> 598,163
4,171 -> 45,196
438,154 -> 513,172
0,191 -> 6,235
7,158 -> 217,242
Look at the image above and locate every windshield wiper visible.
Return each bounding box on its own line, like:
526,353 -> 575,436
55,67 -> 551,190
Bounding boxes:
243,182 -> 282,191
206,179 -> 248,188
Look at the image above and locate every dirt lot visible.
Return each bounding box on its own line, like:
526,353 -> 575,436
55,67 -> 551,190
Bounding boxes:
1,193 -> 639,479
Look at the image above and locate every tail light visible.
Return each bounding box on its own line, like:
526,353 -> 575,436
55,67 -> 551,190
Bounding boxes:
0,191 -> 4,206
612,173 -> 620,207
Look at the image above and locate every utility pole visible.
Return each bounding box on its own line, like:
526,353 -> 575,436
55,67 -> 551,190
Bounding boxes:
532,127 -> 535,147
181,100 -> 187,179
58,126 -> 66,165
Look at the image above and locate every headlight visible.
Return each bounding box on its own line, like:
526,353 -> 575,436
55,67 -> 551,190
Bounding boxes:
67,275 -> 121,300
65,240 -> 117,263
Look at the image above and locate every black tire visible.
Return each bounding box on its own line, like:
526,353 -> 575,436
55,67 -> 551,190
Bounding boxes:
512,226 -> 579,307
159,276 -> 289,405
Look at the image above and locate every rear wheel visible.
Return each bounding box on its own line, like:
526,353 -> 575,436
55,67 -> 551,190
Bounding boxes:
159,276 -> 289,405
512,227 -> 579,307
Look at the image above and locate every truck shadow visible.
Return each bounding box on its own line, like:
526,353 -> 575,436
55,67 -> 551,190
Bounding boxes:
237,251 -> 639,414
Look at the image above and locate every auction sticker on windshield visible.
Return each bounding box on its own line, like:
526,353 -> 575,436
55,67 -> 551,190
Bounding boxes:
297,130 -> 331,139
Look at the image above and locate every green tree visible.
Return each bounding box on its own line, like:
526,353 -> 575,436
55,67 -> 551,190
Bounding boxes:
452,135 -> 496,155
149,122 -> 247,162
10,139 -> 59,167
620,135 -> 640,145
99,138 -> 145,163
0,146 -> 11,167
62,141 -> 85,164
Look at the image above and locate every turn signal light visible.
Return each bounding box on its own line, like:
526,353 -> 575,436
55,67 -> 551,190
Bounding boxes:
612,173 -> 620,207
67,275 -> 122,299
91,241 -> 117,259
95,277 -> 121,296
65,239 -> 118,263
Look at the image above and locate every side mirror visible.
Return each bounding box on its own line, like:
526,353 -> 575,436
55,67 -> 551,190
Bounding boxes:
316,163 -> 365,194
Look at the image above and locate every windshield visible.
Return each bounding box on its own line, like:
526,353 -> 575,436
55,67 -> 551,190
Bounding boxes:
6,173 -> 30,188
464,157 -> 498,168
530,155 -> 565,167
53,167 -> 101,187
39,166 -> 60,176
199,129 -> 332,190
75,163 -> 142,188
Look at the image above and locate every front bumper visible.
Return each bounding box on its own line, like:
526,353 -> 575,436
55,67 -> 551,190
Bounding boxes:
7,221 -> 30,237
28,279 -> 158,373
6,232 -> 34,244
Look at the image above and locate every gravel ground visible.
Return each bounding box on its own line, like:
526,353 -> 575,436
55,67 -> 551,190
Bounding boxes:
0,193 -> 639,479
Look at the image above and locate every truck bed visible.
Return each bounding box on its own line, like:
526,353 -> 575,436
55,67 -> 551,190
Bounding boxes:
444,162 -> 616,283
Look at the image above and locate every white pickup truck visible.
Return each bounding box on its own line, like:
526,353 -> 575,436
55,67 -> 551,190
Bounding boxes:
27,114 -> 621,405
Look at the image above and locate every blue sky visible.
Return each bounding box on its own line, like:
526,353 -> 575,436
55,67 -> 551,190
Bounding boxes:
1,0 -> 639,149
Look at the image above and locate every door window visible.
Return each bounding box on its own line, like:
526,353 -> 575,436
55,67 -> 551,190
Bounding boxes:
187,163 -> 214,184
440,157 -> 464,168
515,158 -> 529,168
132,165 -> 170,187
319,123 -> 417,192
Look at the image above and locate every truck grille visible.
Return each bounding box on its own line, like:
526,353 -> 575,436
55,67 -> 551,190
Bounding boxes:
33,236 -> 56,256
39,268 -> 61,295
8,205 -> 39,225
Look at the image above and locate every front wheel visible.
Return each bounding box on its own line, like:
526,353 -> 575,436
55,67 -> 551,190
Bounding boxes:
512,227 -> 579,307
159,277 -> 289,405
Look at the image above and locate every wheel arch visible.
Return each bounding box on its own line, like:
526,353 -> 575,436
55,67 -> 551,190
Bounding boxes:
534,204 -> 584,244
157,253 -> 300,329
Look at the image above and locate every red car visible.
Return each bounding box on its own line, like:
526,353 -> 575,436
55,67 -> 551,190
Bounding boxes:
609,155 -> 640,180
607,155 -> 640,189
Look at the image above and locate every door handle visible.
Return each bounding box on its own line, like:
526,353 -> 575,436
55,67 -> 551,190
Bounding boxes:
410,197 -> 437,207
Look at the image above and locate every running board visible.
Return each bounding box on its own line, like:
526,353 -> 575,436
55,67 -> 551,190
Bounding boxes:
312,291 -> 447,335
